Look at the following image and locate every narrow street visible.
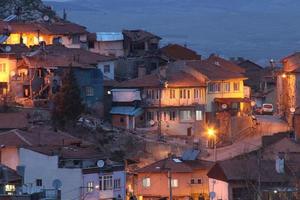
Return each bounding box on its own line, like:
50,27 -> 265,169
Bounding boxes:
203,115 -> 290,161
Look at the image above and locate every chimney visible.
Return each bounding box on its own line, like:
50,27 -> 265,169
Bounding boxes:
138,66 -> 146,78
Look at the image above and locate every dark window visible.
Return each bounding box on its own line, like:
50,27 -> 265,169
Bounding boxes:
104,65 -> 110,73
190,179 -> 195,184
72,34 -> 80,44
88,41 -> 95,49
120,117 -> 124,123
36,179 -> 42,186
197,179 -> 202,184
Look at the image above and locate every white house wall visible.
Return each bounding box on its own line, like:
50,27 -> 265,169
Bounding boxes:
98,61 -> 115,80
19,148 -> 82,200
208,178 -> 229,200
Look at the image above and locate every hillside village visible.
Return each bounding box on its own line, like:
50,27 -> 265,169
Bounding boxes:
0,1 -> 300,200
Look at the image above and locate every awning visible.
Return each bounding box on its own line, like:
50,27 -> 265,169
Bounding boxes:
110,106 -> 143,116
214,98 -> 251,104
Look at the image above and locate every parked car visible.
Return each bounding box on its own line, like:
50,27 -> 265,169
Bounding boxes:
262,103 -> 274,115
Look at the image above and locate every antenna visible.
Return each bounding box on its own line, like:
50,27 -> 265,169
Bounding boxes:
4,46 -> 11,52
43,15 -> 50,22
97,160 -> 105,168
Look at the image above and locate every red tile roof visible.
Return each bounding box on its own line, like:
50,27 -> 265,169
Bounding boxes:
206,55 -> 246,74
118,70 -> 206,88
136,157 -> 213,173
185,60 -> 246,81
160,44 -> 201,61
24,44 -> 115,69
8,21 -> 87,35
0,112 -> 28,130
0,164 -> 22,184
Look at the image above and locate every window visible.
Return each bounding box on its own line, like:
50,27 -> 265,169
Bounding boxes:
223,82 -> 230,92
147,112 -> 154,120
233,82 -> 240,91
187,90 -> 190,99
196,110 -> 203,121
103,175 -> 113,190
208,83 -> 221,93
180,110 -> 192,121
147,89 -> 155,99
72,34 -> 80,44
171,179 -> 178,188
104,65 -> 110,73
180,89 -> 186,99
120,117 -> 124,123
142,177 -> 150,188
114,179 -> 121,189
170,89 -> 176,99
5,184 -> 15,195
86,86 -> 94,97
36,179 -> 42,187
163,112 -> 167,121
194,89 -> 199,99
169,111 -> 176,121
0,63 -> 6,72
87,181 -> 94,192
156,90 -> 160,99
190,178 -> 202,184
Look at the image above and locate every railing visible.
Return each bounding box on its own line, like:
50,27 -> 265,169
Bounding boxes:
0,195 -> 31,200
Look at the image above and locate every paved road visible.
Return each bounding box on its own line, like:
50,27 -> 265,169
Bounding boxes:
203,115 -> 289,161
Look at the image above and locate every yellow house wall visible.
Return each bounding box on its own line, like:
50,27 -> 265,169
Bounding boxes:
206,79 -> 245,112
0,57 -> 17,92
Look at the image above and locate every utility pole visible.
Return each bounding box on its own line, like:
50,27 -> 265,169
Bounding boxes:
168,169 -> 172,200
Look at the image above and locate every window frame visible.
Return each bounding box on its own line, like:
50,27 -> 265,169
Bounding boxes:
142,177 -> 151,188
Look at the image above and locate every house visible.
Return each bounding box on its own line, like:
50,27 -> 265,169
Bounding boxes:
114,67 -> 207,136
207,133 -> 300,200
135,156 -> 213,200
0,164 -> 22,196
4,21 -> 89,48
82,161 -> 131,200
183,59 -> 249,115
277,52 -> 300,134
9,44 -> 115,108
122,30 -> 161,57
0,127 -> 104,200
88,32 -> 124,57
160,44 -> 201,61
0,44 -> 29,95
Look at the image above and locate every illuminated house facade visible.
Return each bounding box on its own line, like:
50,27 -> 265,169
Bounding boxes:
112,67 -> 207,136
4,21 -> 88,48
135,157 -> 213,200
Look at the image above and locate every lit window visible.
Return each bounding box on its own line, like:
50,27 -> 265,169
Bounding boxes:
0,63 -> 6,72
104,65 -> 110,73
171,179 -> 178,188
142,177 -> 151,188
5,184 -> 15,195
196,110 -> 203,121
233,82 -> 240,91
180,110 -> 192,121
87,181 -> 94,192
86,86 -> 94,97
114,179 -> 121,189
223,82 -> 230,92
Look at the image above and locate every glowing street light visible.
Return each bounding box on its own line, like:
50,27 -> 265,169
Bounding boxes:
207,128 -> 216,137
207,127 -> 217,162
282,73 -> 287,78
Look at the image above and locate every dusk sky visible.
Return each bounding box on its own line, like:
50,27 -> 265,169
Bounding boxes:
45,0 -> 300,65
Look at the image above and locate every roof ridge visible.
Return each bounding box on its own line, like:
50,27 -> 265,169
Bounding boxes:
13,129 -> 32,146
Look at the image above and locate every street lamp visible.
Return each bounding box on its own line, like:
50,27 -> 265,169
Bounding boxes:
207,128 -> 217,162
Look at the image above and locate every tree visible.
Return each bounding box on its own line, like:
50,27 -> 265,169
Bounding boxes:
52,68 -> 84,127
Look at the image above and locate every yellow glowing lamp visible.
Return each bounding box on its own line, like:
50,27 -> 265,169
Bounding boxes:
282,73 -> 287,78
207,128 -> 216,137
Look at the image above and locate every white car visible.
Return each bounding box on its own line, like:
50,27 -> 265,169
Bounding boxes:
262,103 -> 274,114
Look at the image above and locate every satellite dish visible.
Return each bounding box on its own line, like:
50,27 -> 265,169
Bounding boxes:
290,107 -> 296,113
4,46 -> 11,52
221,104 -> 228,110
149,120 -> 155,126
43,15 -> 50,22
97,160 -> 105,168
52,179 -> 62,189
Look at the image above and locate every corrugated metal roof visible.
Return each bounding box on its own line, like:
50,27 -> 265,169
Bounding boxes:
110,106 -> 143,116
96,32 -> 124,41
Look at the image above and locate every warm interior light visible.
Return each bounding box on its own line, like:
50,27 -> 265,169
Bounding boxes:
282,73 -> 287,78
